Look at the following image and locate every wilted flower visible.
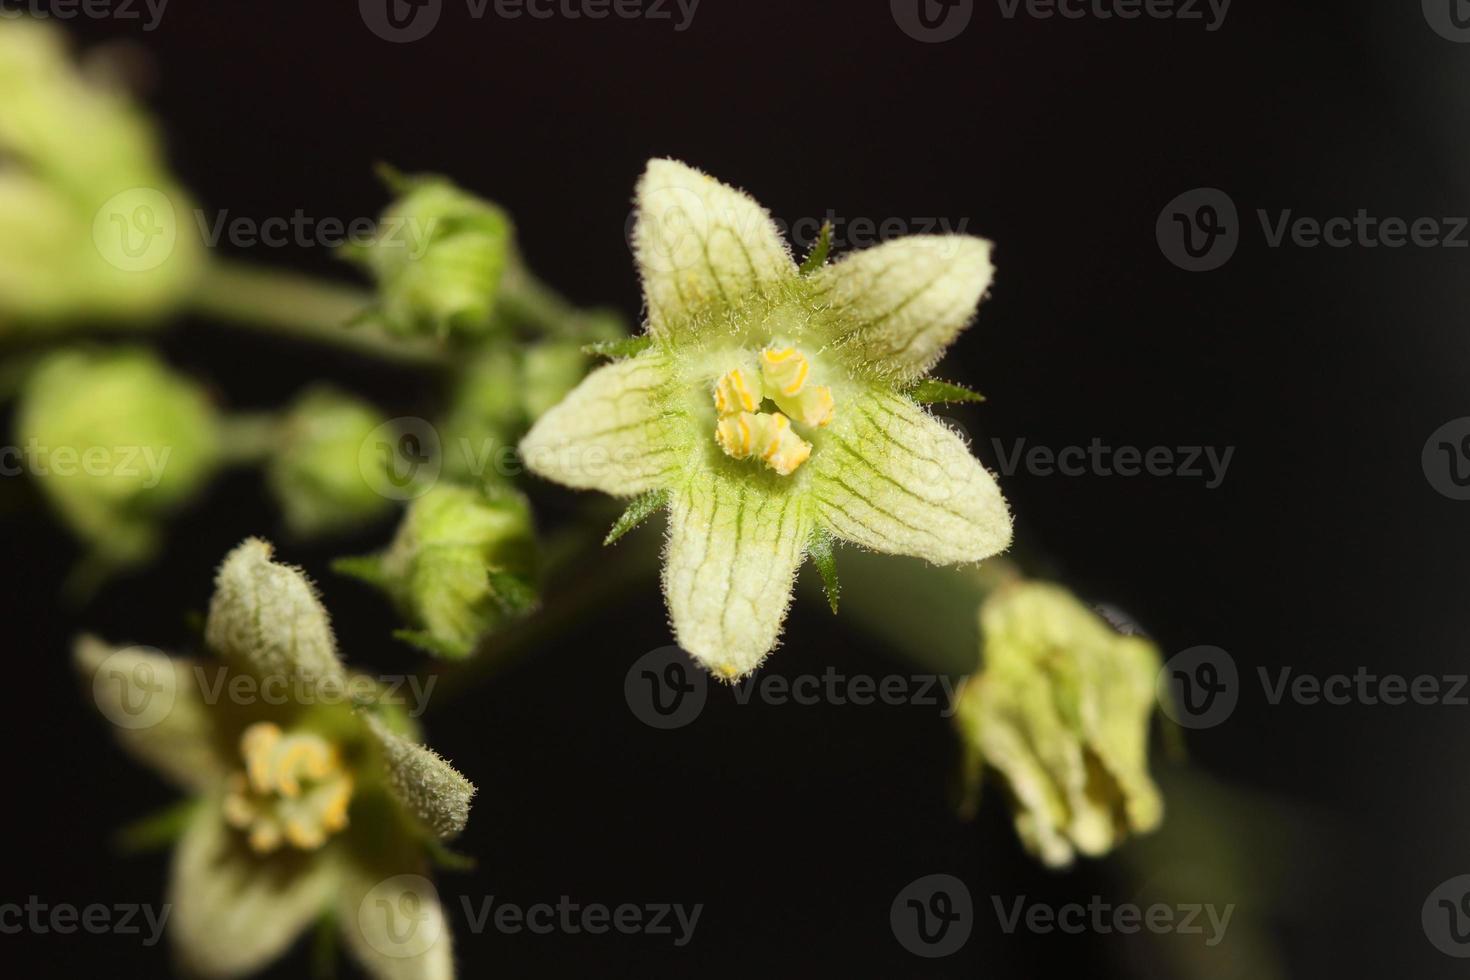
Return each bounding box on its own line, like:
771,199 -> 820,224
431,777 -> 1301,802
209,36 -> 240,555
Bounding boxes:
0,18 -> 202,328
953,581 -> 1164,867
519,159 -> 1011,679
350,171 -> 513,339
77,538 -> 473,979
338,484 -> 538,657
268,386 -> 393,537
16,346 -> 220,567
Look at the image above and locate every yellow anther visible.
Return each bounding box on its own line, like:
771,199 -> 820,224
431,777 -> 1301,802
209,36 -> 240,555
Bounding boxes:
713,368 -> 759,417
761,347 -> 811,397
716,411 -> 812,476
225,722 -> 354,855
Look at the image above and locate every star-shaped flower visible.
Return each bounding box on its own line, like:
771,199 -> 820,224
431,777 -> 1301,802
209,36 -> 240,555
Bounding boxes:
520,160 -> 1012,679
78,539 -> 474,979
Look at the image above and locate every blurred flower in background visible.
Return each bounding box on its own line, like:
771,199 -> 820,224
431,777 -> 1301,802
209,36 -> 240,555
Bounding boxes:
77,539 -> 474,980
0,18 -> 202,331
954,580 -> 1165,867
16,346 -> 220,571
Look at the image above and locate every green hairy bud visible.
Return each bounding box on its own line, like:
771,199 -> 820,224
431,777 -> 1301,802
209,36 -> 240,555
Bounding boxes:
268,386 -> 393,537
341,484 -> 538,658
16,347 -> 220,565
353,171 -> 513,339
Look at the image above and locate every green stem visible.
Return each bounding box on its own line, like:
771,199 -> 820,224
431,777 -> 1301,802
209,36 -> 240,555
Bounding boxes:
188,259 -> 449,366
217,412 -> 282,466
819,550 -> 1020,676
498,256 -> 616,341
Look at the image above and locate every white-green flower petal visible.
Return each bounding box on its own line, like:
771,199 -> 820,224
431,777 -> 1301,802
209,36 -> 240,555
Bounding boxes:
519,352 -> 679,496
662,480 -> 813,679
811,392 -> 1011,564
337,860 -> 454,980
814,235 -> 994,379
74,635 -> 229,792
205,538 -> 347,687
632,158 -> 795,336
364,713 -> 476,841
169,801 -> 338,978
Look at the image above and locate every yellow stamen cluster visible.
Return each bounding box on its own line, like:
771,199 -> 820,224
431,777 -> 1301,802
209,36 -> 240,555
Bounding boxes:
222,722 -> 354,854
712,347 -> 834,477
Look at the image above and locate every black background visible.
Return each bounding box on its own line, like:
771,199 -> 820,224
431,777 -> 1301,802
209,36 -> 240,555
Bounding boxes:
4,0 -> 1469,976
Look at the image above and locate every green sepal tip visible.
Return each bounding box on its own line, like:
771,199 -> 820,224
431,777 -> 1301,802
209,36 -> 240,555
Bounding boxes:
605,489 -> 668,546
798,221 -> 834,276
906,378 -> 986,405
808,530 -> 840,613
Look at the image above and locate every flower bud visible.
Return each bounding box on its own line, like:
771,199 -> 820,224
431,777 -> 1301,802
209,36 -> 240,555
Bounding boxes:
343,485 -> 538,658
0,19 -> 203,329
953,581 -> 1163,867
267,386 -> 393,537
521,340 -> 595,420
437,347 -> 522,487
16,347 -> 220,564
352,172 -> 513,339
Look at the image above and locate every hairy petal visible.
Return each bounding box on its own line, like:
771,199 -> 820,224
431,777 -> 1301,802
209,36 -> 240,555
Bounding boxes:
170,802 -> 338,978
518,352 -> 680,496
814,235 -> 994,379
662,479 -> 812,680
632,158 -> 795,337
337,795 -> 456,980
810,392 -> 1010,564
363,713 -> 476,842
74,635 -> 230,792
205,538 -> 347,687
